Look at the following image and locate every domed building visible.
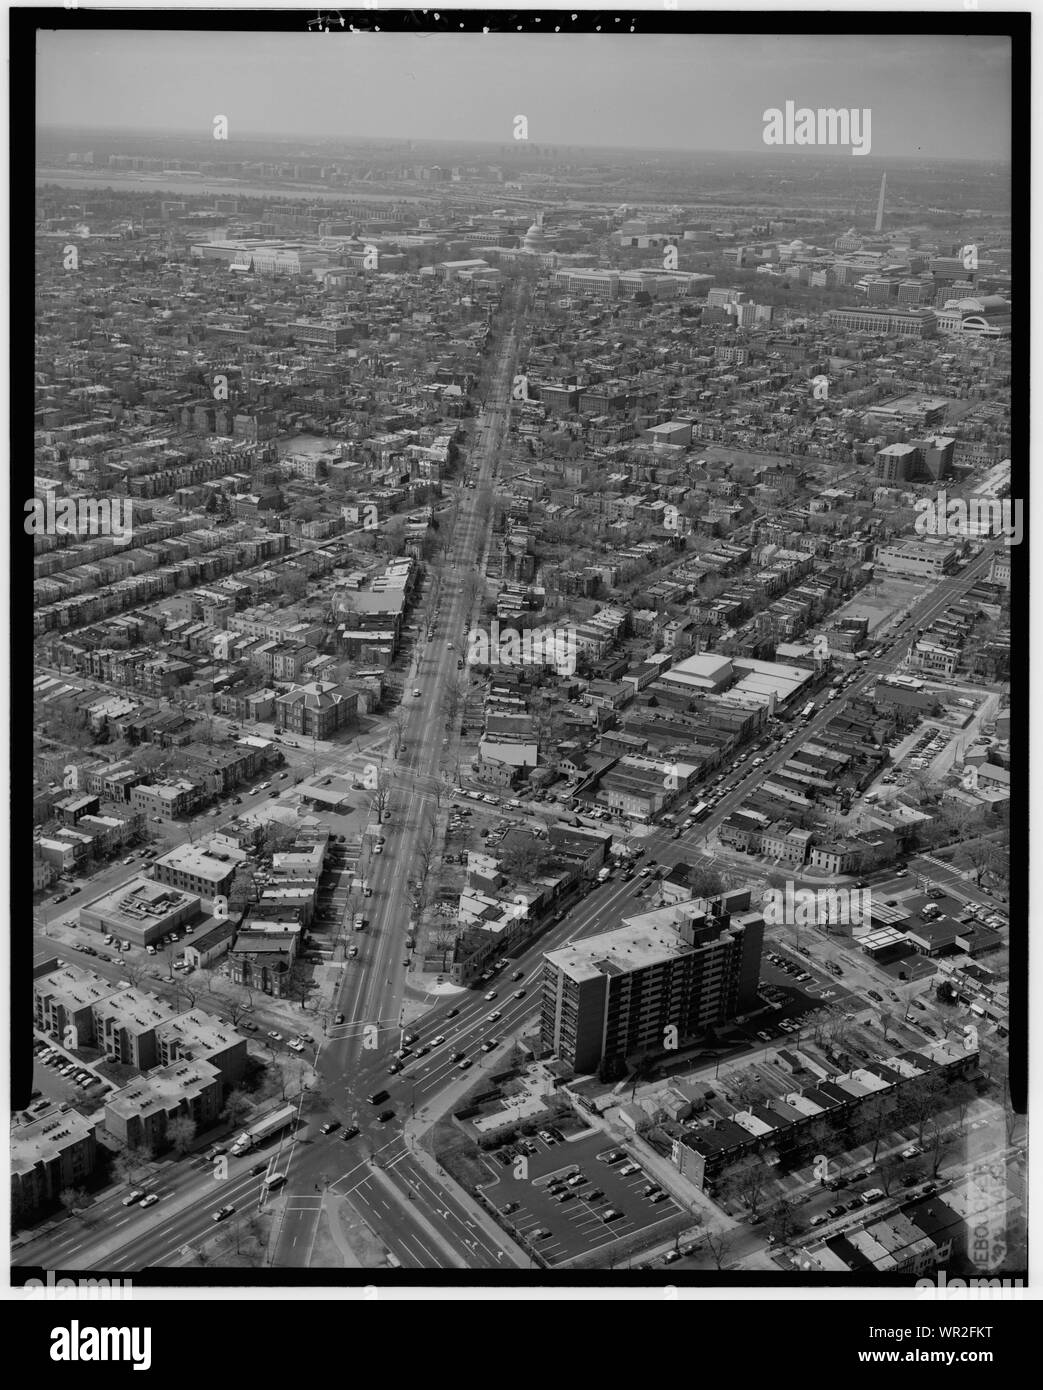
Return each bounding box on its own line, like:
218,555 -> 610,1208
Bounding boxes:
520,213 -> 547,254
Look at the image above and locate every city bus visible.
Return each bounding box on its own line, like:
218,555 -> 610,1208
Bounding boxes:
800,701 -> 816,719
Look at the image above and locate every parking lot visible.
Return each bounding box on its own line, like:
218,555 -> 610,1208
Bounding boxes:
736,949 -> 853,1043
27,1036 -> 113,1119
478,1131 -> 684,1266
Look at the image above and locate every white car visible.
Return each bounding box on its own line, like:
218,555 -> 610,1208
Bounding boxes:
484,990 -> 497,1000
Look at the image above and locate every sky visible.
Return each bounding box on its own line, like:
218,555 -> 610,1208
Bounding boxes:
37,30 -> 1011,161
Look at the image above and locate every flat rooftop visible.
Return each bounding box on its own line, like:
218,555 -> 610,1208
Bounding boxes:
80,877 -> 199,929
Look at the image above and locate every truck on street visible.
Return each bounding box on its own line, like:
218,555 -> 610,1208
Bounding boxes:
230,1104 -> 297,1157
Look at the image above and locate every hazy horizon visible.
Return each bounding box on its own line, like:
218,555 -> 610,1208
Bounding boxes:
37,31 -> 1011,161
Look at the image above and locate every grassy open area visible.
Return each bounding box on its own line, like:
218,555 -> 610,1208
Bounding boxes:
425,1116 -> 490,1191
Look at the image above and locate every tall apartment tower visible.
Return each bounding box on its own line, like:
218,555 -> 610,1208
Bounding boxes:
874,172 -> 887,233
540,890 -> 764,1075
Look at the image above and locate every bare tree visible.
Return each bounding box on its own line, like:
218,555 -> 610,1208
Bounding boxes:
431,924 -> 456,971
765,1201 -> 800,1247
702,1229 -> 732,1270
924,1120 -> 957,1178
905,1074 -> 951,1146
112,1143 -> 154,1186
720,1156 -> 769,1219
59,1187 -> 92,1223
371,768 -> 393,823
167,1115 -> 197,1155
122,959 -> 149,989
877,1157 -> 904,1195
963,838 -> 1002,888
215,989 -> 251,1027
229,863 -> 260,918
221,1088 -> 251,1130
276,1059 -> 308,1102
444,679 -> 469,729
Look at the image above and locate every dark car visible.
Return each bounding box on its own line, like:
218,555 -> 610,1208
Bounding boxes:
319,1121 -> 339,1135
377,1109 -> 395,1124
867,989 -> 884,1002
446,1008 -> 460,1019
340,1125 -> 360,1141
251,1161 -> 270,1176
367,1090 -> 390,1106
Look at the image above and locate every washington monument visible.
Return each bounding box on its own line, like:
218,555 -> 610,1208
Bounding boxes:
874,172 -> 887,233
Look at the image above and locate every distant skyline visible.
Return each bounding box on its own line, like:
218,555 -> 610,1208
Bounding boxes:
37,31 -> 1010,161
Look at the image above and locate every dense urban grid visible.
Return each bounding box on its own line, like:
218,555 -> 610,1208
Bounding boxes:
19,126 -> 1021,1282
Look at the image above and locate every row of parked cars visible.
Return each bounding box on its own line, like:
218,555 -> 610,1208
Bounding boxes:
34,1041 -> 111,1097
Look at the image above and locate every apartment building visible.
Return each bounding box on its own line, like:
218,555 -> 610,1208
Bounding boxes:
103,1059 -> 224,1151
154,1010 -> 248,1086
12,1110 -> 98,1214
34,965 -> 118,1047
541,890 -> 764,1073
